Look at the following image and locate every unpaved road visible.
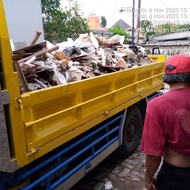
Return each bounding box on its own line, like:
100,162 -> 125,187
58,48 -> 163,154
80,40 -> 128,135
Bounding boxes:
71,146 -> 147,190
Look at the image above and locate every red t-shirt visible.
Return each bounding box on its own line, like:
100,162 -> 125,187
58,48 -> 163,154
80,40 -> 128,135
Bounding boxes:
141,88 -> 190,156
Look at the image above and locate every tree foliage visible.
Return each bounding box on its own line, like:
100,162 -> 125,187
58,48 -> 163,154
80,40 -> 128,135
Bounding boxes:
155,23 -> 174,33
146,31 -> 155,41
177,24 -> 190,29
154,23 -> 190,34
140,20 -> 190,41
41,0 -> 90,43
108,25 -> 130,43
140,20 -> 153,32
101,16 -> 107,27
140,20 -> 153,41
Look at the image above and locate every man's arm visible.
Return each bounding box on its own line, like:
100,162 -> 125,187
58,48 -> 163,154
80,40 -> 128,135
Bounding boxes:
145,155 -> 161,190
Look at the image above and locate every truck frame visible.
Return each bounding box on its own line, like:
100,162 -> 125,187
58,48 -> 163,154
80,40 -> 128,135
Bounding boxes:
0,1 -> 166,189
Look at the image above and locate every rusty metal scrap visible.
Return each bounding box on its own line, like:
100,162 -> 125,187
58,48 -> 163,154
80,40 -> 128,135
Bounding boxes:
12,34 -> 154,92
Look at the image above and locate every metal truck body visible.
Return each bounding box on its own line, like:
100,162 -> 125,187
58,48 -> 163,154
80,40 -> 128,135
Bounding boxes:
0,1 -> 166,189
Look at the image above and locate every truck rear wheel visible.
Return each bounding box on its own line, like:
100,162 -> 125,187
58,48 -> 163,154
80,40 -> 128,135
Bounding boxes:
119,106 -> 142,157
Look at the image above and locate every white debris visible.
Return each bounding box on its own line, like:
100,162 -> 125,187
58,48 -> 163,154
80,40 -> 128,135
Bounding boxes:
105,181 -> 113,190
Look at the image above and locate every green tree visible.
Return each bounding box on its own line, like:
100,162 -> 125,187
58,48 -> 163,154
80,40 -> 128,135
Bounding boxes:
145,22 -> 190,42
177,24 -> 190,29
146,31 -> 155,41
41,0 -> 90,43
140,20 -> 153,41
108,25 -> 130,43
101,16 -> 107,27
155,23 -> 175,34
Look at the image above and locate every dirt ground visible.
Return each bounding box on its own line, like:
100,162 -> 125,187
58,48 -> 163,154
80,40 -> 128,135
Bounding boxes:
101,146 -> 147,190
71,146 -> 148,190
105,146 -> 162,190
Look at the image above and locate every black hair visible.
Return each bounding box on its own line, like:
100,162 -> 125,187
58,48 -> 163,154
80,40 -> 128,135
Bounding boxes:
163,73 -> 190,86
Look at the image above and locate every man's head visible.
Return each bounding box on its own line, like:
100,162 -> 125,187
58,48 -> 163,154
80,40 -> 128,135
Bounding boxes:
163,54 -> 190,85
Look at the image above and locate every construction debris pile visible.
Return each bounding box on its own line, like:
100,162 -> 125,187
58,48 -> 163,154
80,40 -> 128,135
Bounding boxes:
12,32 -> 154,93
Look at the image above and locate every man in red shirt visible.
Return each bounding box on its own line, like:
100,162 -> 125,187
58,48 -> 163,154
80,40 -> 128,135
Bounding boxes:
141,54 -> 190,190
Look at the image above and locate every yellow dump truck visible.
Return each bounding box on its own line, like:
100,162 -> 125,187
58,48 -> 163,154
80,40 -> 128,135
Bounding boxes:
0,1 -> 166,190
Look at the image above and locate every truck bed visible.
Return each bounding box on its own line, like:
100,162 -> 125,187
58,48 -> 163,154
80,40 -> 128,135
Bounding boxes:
1,51 -> 165,172
0,0 -> 165,173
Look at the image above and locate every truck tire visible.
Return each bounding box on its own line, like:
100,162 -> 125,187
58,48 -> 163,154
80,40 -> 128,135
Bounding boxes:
119,106 -> 142,157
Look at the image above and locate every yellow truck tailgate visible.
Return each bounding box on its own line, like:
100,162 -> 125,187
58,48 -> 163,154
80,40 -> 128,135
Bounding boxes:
13,55 -> 165,166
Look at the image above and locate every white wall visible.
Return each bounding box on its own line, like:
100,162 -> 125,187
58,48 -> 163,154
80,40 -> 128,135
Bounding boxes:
3,0 -> 44,47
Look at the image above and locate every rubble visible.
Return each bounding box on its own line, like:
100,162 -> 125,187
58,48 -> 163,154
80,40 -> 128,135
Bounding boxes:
104,181 -> 113,189
12,32 -> 154,93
